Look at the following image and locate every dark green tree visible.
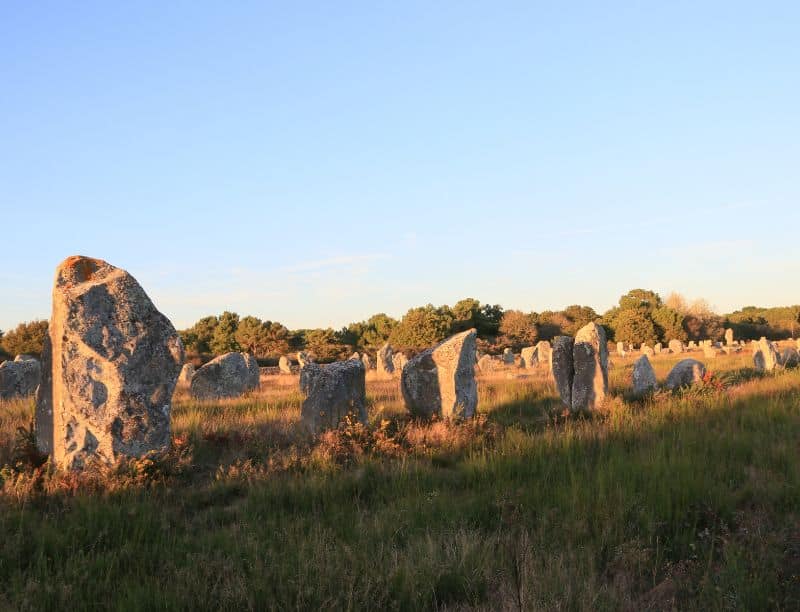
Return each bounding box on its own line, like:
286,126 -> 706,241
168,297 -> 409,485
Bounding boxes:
0,320 -> 49,357
210,311 -> 240,355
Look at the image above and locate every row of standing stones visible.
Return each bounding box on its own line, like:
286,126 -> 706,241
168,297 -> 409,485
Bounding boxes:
2,255 -> 797,471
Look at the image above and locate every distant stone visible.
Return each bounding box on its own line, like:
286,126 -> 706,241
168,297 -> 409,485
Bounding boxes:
476,354 -> 494,373
753,337 -> 780,372
703,345 -> 720,358
641,344 -> 655,357
401,329 -> 478,419
297,351 -> 313,369
665,359 -> 706,390
279,355 -> 293,374
616,342 -> 626,357
550,336 -> 575,408
632,355 -> 657,396
177,363 -> 195,386
360,353 -> 373,370
653,343 -> 662,354
687,341 -> 697,350
502,348 -> 515,365
520,346 -> 537,369
0,357 -> 41,400
571,323 -> 609,414
392,352 -> 408,372
668,339 -> 684,354
796,339 -> 800,351
35,256 -> 183,469
300,359 -> 366,433
191,352 -> 260,400
725,328 -> 734,346
14,354 -> 38,362
536,341 -> 552,366
377,343 -> 395,377
780,347 -> 800,368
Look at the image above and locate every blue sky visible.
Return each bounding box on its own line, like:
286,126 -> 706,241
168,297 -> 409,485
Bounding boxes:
2,1 -> 799,331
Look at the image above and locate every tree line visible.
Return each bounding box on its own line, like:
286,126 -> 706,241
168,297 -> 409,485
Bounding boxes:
2,291 -> 799,363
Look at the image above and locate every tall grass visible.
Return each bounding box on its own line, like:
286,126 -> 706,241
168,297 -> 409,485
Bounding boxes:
0,352 -> 797,610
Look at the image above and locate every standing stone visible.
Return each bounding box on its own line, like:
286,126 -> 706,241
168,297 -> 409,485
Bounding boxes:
392,352 -> 408,372
476,354 -> 494,373
0,357 -> 41,400
571,323 -> 609,414
502,348 -> 515,365
641,345 -> 655,357
300,359 -> 366,433
401,329 -> 478,419
360,353 -> 373,371
653,343 -> 662,354
550,336 -> 575,409
190,352 -> 260,399
703,345 -> 721,358
536,341 -> 552,366
377,343 -> 395,377
177,363 -> 195,386
687,341 -> 697,350
297,351 -> 312,369
36,256 -> 183,469
668,339 -> 684,354
279,355 -> 293,374
725,328 -> 734,346
753,337 -> 780,372
780,347 -> 800,368
796,339 -> 800,351
616,342 -> 626,357
520,346 -> 537,369
665,359 -> 706,390
632,355 -> 657,396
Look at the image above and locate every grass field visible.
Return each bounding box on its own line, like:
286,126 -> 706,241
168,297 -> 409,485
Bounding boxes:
0,349 -> 797,610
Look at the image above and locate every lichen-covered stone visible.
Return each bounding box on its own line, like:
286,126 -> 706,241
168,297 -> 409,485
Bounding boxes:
401,329 -> 477,419
392,352 -> 408,373
0,357 -> 41,400
632,355 -> 657,396
550,336 -> 574,408
360,353 -> 372,370
300,359 -> 366,432
536,341 -> 552,366
476,354 -> 495,373
571,323 -> 609,414
297,351 -> 312,369
190,352 -> 259,400
36,256 -> 183,469
377,343 -> 394,377
665,359 -> 706,390
725,329 -> 734,346
279,355 -> 292,374
653,343 -> 662,354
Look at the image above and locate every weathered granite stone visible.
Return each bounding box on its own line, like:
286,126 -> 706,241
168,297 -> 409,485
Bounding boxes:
14,354 -> 39,362
665,359 -> 706,390
753,337 -> 780,372
476,354 -> 494,373
641,344 -> 654,357
35,256 -> 183,469
401,329 -> 478,419
520,346 -> 537,369
177,363 -> 195,386
571,323 -> 608,414
360,353 -> 372,370
725,328 -> 734,346
191,352 -> 259,399
0,357 -> 41,400
300,359 -> 366,432
668,339 -> 684,354
502,348 -> 515,365
616,342 -> 626,357
377,343 -> 394,377
653,343 -> 662,355
392,353 -> 408,372
279,355 -> 293,374
297,351 -> 313,369
780,347 -> 800,368
536,341 -> 552,366
550,336 -> 575,408
632,355 -> 657,396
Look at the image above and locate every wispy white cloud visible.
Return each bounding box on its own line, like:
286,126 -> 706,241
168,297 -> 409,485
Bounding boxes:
279,253 -> 389,273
